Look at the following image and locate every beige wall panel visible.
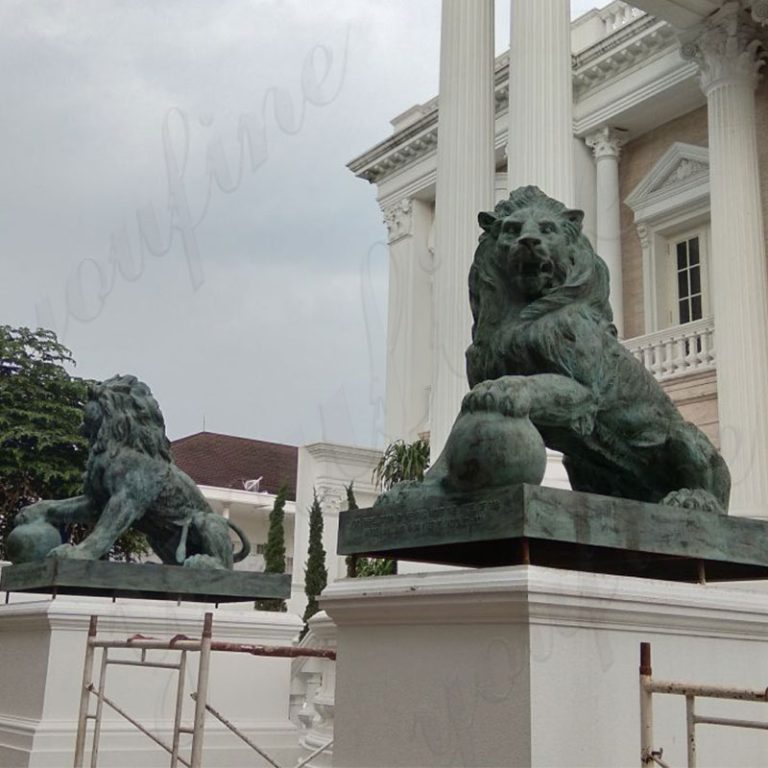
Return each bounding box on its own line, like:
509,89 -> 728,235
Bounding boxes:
661,370 -> 719,445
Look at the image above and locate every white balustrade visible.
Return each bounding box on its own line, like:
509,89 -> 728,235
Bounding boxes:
290,611 -> 337,767
600,1 -> 645,35
624,317 -> 715,382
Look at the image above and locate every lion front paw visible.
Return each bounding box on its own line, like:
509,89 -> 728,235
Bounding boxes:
461,378 -> 532,418
662,488 -> 724,515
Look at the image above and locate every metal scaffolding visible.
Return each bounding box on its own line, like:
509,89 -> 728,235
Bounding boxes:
639,641 -> 768,767
74,613 -> 336,768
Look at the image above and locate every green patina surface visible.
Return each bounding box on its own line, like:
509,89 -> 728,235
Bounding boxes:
340,484 -> 768,582
377,187 -> 730,518
8,375 -> 251,572
0,560 -> 289,603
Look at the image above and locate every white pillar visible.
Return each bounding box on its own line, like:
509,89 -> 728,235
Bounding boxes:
507,0 -> 574,205
683,3 -> 768,516
383,197 -> 433,443
586,127 -> 625,337
431,0 -> 495,458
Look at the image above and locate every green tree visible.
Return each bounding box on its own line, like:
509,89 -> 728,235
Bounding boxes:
344,482 -> 396,577
302,489 -> 327,630
373,438 -> 430,491
0,327 -> 88,557
344,482 -> 359,577
255,483 -> 288,612
0,326 -> 148,562
366,437 -> 430,576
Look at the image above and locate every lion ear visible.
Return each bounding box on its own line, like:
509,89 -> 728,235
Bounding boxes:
478,211 -> 497,233
563,208 -> 585,230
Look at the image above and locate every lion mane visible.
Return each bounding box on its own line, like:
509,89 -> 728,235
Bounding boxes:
467,186 -> 615,390
87,375 -> 172,461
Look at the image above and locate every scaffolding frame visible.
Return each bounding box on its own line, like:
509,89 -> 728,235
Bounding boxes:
74,613 -> 336,768
639,641 -> 768,767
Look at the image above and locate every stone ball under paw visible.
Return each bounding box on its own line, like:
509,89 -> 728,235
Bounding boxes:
6,521 -> 63,564
445,410 -> 547,492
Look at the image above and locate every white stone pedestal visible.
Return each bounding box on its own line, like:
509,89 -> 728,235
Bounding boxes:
323,566 -> 768,767
0,595 -> 303,768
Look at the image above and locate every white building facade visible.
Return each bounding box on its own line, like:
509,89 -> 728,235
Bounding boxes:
349,0 -> 768,518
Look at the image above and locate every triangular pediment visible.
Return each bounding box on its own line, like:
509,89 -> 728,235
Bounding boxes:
625,143 -> 709,221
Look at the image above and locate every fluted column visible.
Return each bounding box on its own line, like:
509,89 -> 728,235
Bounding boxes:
431,0 -> 495,458
682,3 -> 768,516
383,198 -> 433,443
507,0 -> 574,205
586,127 -> 625,337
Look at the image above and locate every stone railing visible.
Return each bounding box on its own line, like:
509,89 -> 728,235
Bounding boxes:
290,611 -> 336,767
599,1 -> 645,34
623,317 -> 716,381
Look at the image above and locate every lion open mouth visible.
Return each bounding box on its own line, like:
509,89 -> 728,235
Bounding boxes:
511,250 -> 555,295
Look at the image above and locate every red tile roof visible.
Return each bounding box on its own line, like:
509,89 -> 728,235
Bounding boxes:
171,432 -> 298,500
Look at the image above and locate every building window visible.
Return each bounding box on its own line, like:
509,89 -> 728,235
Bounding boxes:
665,229 -> 709,327
255,543 -> 266,555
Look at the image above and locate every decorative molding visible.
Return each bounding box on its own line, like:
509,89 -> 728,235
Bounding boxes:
383,198 -> 414,243
625,142 -> 710,223
681,3 -> 766,93
349,16 -> 675,185
585,126 -> 625,159
573,17 -> 674,98
573,59 -> 699,137
635,223 -> 650,250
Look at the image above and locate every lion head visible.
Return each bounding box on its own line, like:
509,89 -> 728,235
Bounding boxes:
467,186 -> 615,386
85,374 -> 171,461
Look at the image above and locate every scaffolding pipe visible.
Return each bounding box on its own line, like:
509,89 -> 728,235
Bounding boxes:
190,692 -> 282,768
73,616 -> 98,768
92,638 -> 337,660
189,612 -> 213,768
170,650 -> 187,768
639,642 -> 768,768
639,641 -> 654,766
85,684 -> 190,768
295,738 -> 335,768
90,649 -> 109,768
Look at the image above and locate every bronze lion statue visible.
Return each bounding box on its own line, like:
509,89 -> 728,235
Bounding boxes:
10,375 -> 251,569
381,186 -> 730,512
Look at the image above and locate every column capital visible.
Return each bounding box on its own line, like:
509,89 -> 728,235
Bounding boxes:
382,198 -> 413,244
585,127 -> 625,160
681,2 -> 766,93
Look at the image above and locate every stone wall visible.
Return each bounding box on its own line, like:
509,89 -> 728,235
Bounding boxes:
661,370 -> 719,446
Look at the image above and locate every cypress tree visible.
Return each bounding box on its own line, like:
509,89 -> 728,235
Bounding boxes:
344,482 -> 359,578
302,489 -> 327,629
255,483 -> 288,612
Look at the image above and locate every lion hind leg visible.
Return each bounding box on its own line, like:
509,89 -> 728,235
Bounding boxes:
183,513 -> 235,570
662,422 -> 731,514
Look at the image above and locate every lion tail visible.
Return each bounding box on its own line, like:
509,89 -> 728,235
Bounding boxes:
227,519 -> 252,563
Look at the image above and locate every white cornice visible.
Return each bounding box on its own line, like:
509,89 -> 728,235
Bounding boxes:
322,565 -> 768,639
349,16 -> 684,187
304,442 -> 382,468
572,17 -> 673,97
0,597 -> 303,640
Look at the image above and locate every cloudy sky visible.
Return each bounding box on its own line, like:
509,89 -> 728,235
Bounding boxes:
1,0 -> 608,449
